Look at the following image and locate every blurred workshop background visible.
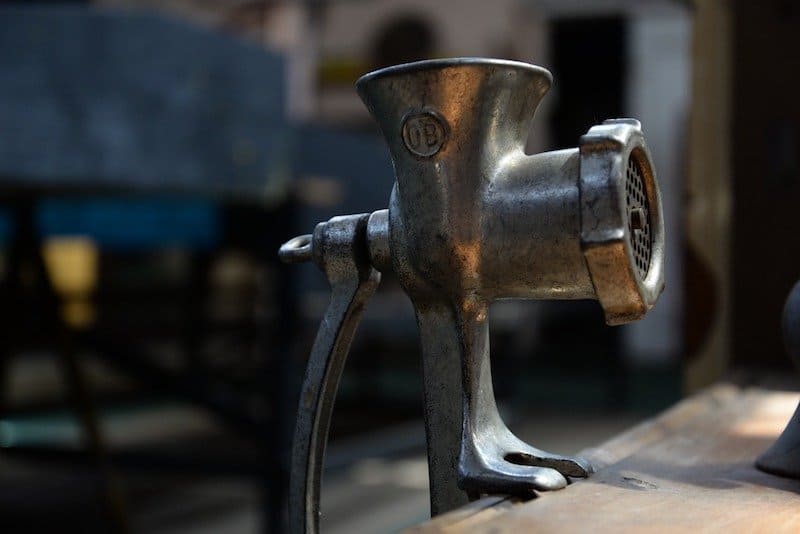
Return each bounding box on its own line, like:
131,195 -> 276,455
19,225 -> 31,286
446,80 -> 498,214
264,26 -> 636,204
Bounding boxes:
0,0 -> 797,532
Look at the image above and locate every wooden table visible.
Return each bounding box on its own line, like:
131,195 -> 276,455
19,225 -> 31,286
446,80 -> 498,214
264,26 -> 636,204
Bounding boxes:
409,384 -> 800,533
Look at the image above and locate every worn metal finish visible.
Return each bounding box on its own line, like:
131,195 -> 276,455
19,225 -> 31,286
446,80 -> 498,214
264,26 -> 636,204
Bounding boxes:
281,58 -> 665,532
281,214 -> 380,533
756,280 -> 800,478
579,118 -> 664,325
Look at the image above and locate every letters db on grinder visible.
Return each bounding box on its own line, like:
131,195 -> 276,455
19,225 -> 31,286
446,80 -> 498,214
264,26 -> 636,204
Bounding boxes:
402,110 -> 447,157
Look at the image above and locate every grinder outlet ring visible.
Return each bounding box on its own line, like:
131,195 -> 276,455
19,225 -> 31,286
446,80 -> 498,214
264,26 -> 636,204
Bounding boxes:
579,118 -> 665,325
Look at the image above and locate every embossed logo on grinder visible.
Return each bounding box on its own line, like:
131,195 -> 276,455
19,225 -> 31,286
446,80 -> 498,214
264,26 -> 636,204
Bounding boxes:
401,110 -> 447,157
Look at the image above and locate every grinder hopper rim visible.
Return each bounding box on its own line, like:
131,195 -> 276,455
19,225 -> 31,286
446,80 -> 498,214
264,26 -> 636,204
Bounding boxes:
356,56 -> 553,88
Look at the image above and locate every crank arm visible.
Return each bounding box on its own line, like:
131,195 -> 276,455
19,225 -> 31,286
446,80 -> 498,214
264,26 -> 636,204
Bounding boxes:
280,213 -> 381,534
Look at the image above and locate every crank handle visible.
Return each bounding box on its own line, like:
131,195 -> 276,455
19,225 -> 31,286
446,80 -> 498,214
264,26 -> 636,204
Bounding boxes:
280,210 -> 387,534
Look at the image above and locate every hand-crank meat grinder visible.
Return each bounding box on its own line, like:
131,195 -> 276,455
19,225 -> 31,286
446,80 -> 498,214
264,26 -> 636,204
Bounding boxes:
280,58 -> 665,533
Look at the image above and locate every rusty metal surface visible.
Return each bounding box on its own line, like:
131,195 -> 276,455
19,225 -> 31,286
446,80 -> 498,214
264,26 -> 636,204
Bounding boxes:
281,57 -> 665,533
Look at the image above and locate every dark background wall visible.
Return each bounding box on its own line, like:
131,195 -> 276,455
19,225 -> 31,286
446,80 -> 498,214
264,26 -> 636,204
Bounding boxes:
732,0 -> 800,368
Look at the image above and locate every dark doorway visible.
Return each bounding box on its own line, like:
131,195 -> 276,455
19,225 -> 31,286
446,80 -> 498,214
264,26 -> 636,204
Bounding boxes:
370,14 -> 436,71
549,16 -> 627,148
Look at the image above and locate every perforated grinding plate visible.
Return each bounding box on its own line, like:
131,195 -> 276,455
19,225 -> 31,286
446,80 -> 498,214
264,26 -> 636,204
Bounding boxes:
625,154 -> 652,279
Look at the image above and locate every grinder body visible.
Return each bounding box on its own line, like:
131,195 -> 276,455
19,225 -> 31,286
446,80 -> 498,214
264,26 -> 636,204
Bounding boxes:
281,58 -> 665,532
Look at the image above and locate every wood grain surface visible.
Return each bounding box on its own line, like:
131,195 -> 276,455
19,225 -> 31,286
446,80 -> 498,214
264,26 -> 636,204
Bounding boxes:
408,384 -> 800,533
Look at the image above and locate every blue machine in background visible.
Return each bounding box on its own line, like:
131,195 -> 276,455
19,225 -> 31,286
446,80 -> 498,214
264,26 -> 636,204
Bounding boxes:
0,6 -> 394,250
0,6 -> 290,198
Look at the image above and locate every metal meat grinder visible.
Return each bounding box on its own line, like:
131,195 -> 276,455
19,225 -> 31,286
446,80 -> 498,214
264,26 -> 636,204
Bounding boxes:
280,58 -> 665,533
